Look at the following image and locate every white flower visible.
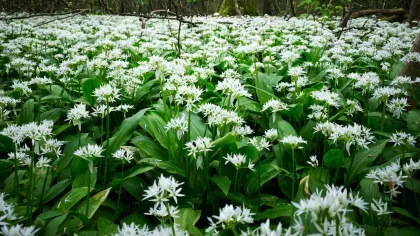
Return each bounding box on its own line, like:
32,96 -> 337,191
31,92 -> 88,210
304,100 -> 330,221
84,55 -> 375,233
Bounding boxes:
165,115 -> 188,140
308,104 -> 328,121
387,97 -> 409,118
113,223 -> 149,236
112,148 -> 134,163
280,135 -> 307,149
389,131 -> 416,147
174,85 -> 203,111
371,198 -> 392,215
143,174 -> 184,204
311,87 -> 341,107
0,124 -> 24,144
74,144 -> 104,160
231,125 -> 254,138
366,159 -> 407,198
249,137 -> 271,152
198,104 -> 244,127
185,137 -> 214,159
372,86 -> 406,100
264,129 -> 278,141
223,153 -> 255,171
92,104 -> 115,118
403,158 -> 420,176
35,156 -> 51,168
307,155 -> 318,168
41,139 -> 64,156
261,99 -> 288,113
66,103 -> 90,127
207,204 -> 254,231
93,84 -> 121,103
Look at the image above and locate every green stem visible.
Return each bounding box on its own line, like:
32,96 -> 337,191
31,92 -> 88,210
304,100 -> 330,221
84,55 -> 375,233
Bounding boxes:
86,166 -> 91,216
26,142 -> 35,224
231,227 -> 239,236
38,167 -> 50,212
292,148 -> 296,200
410,178 -> 420,216
164,202 -> 176,236
104,99 -> 110,186
13,146 -> 21,202
99,117 -> 103,178
345,155 -> 355,188
380,98 -> 387,132
233,168 -> 239,194
258,153 -> 261,211
116,162 -> 124,217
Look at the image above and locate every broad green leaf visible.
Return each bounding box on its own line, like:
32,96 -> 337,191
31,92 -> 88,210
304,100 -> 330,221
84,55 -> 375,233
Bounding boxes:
53,187 -> 91,211
274,120 -> 297,139
56,133 -> 89,173
407,110 -> 420,132
82,78 -> 102,105
174,208 -> 201,231
97,217 -> 118,236
122,177 -> 148,202
323,149 -> 344,168
45,213 -> 68,236
123,165 -> 155,180
254,203 -> 293,220
391,207 -> 420,224
40,108 -> 63,123
211,175 -> 231,196
360,178 -> 380,225
104,108 -> 149,154
405,178 -> 420,194
135,79 -> 158,103
132,135 -> 167,160
255,72 -> 282,104
0,135 -> 15,153
37,210 -> 65,221
139,112 -> 173,150
347,139 -> 387,184
389,62 -> 403,80
237,97 -> 262,112
72,168 -> 97,189
138,159 -> 186,177
43,179 -> 73,204
17,99 -> 34,125
188,112 -> 211,140
211,133 -> 236,150
246,164 -> 281,194
278,175 -> 294,200
64,188 -> 112,233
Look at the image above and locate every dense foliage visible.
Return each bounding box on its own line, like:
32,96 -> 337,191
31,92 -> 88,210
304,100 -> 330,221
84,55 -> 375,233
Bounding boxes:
0,15 -> 420,235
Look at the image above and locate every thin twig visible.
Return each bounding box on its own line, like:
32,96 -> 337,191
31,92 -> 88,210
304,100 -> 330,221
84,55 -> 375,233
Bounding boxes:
34,9 -> 89,27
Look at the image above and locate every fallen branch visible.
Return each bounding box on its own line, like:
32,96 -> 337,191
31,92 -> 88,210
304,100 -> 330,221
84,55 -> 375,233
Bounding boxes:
351,8 -> 407,18
0,9 -> 87,21
34,9 -> 89,27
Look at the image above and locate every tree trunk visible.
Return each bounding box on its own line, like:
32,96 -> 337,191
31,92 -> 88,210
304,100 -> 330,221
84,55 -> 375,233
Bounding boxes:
408,0 -> 419,26
340,0 -> 354,28
400,32 -> 420,109
233,0 -> 242,16
289,0 -> 296,16
351,8 -> 407,18
219,0 -> 259,16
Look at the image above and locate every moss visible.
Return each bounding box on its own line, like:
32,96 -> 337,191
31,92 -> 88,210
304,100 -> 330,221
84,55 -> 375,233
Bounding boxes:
219,0 -> 260,16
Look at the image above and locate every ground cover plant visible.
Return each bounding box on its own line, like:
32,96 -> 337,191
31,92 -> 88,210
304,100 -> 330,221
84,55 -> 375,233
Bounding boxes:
0,14 -> 420,236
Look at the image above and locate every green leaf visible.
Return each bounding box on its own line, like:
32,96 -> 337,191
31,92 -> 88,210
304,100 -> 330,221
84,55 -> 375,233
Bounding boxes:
347,139 -> 387,184
407,110 -> 420,132
138,159 -> 186,177
18,99 -> 34,125
124,165 -> 155,180
211,133 -> 236,150
56,133 -> 89,173
43,179 -> 73,204
53,187 -> 91,211
82,78 -> 102,105
135,79 -> 158,103
132,135 -> 167,160
40,108 -> 63,123
0,135 -> 15,153
359,178 -> 380,225
64,188 -> 112,233
323,149 -> 344,168
97,217 -> 118,236
45,213 -> 68,236
211,175 -> 231,196
255,72 -> 282,104
104,108 -> 149,154
73,168 -> 97,189
122,177 -> 148,202
237,97 -> 262,112
405,178 -> 420,195
139,112 -> 172,150
274,120 -> 297,139
389,62 -> 403,80
174,208 -> 201,231
37,210 -> 65,221
188,112 -> 211,140
247,164 -> 281,194
391,207 -> 420,224
254,203 -> 293,220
